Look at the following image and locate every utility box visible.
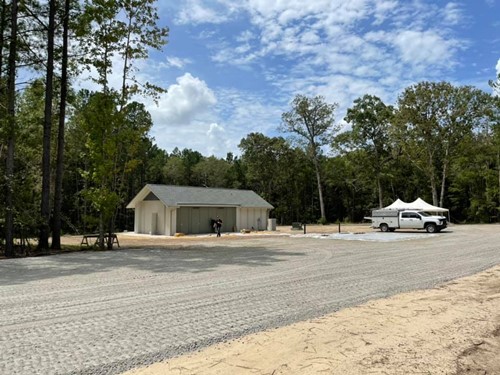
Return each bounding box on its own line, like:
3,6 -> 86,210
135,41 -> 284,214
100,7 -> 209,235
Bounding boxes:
267,218 -> 276,231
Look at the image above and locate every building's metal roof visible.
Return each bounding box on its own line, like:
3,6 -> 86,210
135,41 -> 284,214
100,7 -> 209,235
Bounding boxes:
127,184 -> 274,209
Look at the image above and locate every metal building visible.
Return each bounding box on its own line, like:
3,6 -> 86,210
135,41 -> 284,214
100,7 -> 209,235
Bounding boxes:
126,185 -> 274,235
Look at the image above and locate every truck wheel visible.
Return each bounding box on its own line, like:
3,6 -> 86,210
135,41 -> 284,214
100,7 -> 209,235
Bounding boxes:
426,223 -> 437,233
380,223 -> 389,232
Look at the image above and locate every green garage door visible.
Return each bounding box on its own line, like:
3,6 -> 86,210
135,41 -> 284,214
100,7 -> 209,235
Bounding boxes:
177,207 -> 236,234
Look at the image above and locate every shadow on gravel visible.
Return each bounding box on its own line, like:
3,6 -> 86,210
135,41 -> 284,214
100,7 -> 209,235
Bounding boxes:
0,245 -> 306,286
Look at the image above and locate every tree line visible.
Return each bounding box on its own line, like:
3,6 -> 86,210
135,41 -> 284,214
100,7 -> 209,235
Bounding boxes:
0,0 -> 168,256
1,1 -> 499,257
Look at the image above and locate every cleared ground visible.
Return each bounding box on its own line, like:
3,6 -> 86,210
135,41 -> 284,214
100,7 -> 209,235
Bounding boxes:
0,224 -> 499,375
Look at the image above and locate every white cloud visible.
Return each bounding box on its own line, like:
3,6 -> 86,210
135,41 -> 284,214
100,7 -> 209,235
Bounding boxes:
496,58 -> 500,76
442,2 -> 463,25
207,122 -> 225,138
148,73 -> 220,155
152,73 -> 216,125
373,0 -> 398,25
175,0 -> 241,25
206,123 -> 231,155
187,0 -> 464,86
393,30 -> 458,67
157,1 -> 472,155
213,88 -> 285,149
236,30 -> 254,43
165,56 -> 192,69
146,74 -> 285,157
301,30 -> 320,45
176,1 -> 224,24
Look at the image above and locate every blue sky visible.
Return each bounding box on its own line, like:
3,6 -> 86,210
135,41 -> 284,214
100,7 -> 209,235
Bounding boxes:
132,0 -> 500,157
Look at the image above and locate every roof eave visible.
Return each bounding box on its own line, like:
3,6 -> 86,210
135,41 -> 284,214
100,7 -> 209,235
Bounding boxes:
126,185 -> 152,209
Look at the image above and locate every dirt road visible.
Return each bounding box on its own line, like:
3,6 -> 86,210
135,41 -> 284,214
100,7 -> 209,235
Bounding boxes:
0,224 -> 499,375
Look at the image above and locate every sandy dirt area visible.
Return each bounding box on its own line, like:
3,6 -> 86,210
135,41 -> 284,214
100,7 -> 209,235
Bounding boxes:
62,223 -> 370,249
121,265 -> 500,375
77,224 -> 499,375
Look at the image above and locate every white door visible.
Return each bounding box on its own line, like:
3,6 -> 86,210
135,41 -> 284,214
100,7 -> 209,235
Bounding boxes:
151,213 -> 157,234
399,212 -> 420,229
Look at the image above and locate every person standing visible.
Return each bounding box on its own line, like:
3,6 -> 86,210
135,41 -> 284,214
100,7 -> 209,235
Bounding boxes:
215,216 -> 223,237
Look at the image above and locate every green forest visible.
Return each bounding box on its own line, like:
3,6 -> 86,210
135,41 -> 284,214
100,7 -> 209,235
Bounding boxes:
1,1 -> 500,257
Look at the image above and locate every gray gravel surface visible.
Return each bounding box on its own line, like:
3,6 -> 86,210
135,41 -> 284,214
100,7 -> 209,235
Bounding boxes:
1,225 -> 499,375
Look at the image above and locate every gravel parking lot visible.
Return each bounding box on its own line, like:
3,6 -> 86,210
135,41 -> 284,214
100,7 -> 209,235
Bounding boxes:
0,224 -> 499,375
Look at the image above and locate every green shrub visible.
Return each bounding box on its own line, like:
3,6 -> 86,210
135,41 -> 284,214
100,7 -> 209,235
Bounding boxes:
317,217 -> 328,225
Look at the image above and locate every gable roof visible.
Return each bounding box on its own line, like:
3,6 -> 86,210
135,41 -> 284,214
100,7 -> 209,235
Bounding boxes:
126,184 -> 274,209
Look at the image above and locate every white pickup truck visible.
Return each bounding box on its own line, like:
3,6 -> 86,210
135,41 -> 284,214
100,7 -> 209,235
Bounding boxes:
366,209 -> 447,233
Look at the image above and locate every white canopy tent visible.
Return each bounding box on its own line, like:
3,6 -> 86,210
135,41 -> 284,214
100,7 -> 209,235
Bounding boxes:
384,198 -> 449,214
384,198 -> 408,210
409,198 -> 448,213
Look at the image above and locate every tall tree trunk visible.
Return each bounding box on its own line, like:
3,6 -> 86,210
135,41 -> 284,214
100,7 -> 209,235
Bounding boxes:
430,175 -> 439,207
313,155 -> 325,220
439,161 -> 449,208
497,150 -> 500,221
373,148 -> 384,208
98,210 -> 104,250
52,0 -> 70,250
4,0 -> 18,258
39,0 -> 56,251
439,146 -> 450,208
0,0 -> 6,77
427,150 -> 439,206
376,174 -> 383,208
120,10 -> 133,109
